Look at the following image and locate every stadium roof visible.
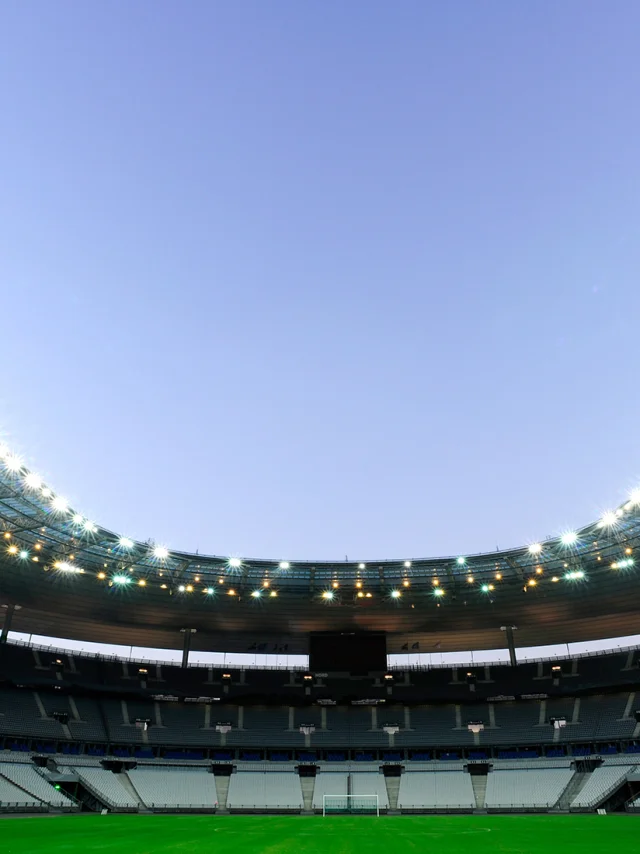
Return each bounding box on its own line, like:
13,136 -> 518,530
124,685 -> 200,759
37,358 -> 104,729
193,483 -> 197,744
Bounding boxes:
1,443 -> 640,653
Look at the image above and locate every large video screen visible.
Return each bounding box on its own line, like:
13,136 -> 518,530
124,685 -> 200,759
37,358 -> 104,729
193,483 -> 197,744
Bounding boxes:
309,632 -> 387,673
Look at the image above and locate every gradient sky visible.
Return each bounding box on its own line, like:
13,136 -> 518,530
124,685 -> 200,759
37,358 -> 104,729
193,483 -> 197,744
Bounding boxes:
2,1 -> 640,563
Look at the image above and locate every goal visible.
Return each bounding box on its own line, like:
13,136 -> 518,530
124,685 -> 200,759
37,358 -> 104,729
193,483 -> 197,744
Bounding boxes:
322,794 -> 380,816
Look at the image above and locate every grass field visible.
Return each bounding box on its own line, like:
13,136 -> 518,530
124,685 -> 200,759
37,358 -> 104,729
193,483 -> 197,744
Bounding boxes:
1,814 -> 638,854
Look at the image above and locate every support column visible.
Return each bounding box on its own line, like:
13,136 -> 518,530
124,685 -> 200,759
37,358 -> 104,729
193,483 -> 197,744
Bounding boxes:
180,628 -> 197,668
501,625 -> 518,667
1,604 -> 19,644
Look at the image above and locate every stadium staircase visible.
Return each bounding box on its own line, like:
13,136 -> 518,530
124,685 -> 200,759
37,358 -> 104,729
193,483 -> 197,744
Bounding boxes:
384,776 -> 401,813
555,770 -> 591,810
214,775 -> 230,813
471,775 -> 487,810
122,772 -> 149,812
299,776 -> 315,814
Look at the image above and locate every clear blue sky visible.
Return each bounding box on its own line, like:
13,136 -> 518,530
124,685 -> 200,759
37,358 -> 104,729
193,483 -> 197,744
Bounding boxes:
2,1 -> 640,562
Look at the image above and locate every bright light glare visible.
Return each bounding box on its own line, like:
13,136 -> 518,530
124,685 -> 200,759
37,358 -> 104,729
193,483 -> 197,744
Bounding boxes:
24,472 -> 42,490
404,561 -> 411,568
564,570 -> 585,580
434,587 -> 445,597
113,575 -> 131,585
528,543 -> 542,555
457,556 -> 466,565
279,561 -> 290,570
4,454 -> 23,472
83,520 -> 97,532
205,587 -> 214,594
153,546 -> 169,560
599,511 -> 618,528
322,590 -> 334,600
561,531 -> 578,546
228,558 -> 242,568
41,487 -> 52,498
119,537 -> 134,549
390,590 -> 401,599
251,590 -> 262,598
72,514 -> 83,525
629,488 -> 640,506
51,496 -> 68,512
19,550 -> 28,559
358,563 -> 366,570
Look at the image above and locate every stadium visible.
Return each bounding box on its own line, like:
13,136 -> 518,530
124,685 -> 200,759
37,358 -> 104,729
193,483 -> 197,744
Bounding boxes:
2,443 -> 640,852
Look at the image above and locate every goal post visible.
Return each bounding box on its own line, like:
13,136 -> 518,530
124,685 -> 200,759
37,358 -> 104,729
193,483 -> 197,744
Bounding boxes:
322,794 -> 379,816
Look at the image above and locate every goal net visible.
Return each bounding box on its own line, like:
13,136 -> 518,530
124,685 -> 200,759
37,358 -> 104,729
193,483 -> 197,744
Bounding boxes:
323,794 -> 379,816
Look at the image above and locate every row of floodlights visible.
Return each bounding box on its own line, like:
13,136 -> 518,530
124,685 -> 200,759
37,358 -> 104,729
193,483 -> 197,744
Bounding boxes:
3,443 -> 640,568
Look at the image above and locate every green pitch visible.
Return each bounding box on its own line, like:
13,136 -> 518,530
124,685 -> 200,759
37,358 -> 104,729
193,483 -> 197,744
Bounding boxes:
1,814 -> 637,853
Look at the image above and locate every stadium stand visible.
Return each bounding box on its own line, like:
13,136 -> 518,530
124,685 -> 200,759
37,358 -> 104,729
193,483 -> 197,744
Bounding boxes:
350,772 -> 389,808
127,767 -> 218,809
570,765 -> 636,809
75,768 -> 139,810
227,772 -> 303,810
0,773 -> 43,809
396,772 -> 475,810
312,772 -> 348,809
484,768 -> 574,809
0,762 -> 76,808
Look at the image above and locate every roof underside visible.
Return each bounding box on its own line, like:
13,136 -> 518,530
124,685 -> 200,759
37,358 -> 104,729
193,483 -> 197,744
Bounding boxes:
1,462 -> 640,653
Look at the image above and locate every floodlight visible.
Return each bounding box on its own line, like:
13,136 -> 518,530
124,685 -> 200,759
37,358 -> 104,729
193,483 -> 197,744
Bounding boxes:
390,590 -> 401,599
178,585 -> 185,592
404,561 -> 411,568
481,584 -> 490,593
322,591 -> 334,600
279,561 -> 290,570
228,557 -> 242,568
19,550 -> 29,559
119,537 -> 134,549
24,472 -> 42,490
528,543 -> 542,555
205,587 -> 214,594
457,556 -> 466,565
251,590 -> 262,598
153,546 -> 169,559
4,454 -> 23,472
599,511 -> 618,528
358,563 -> 366,569
72,514 -> 83,524
83,520 -> 97,532
433,588 -> 445,597
51,496 -> 68,512
8,545 -> 18,554
113,575 -> 130,585
561,531 -> 578,546
629,488 -> 640,506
